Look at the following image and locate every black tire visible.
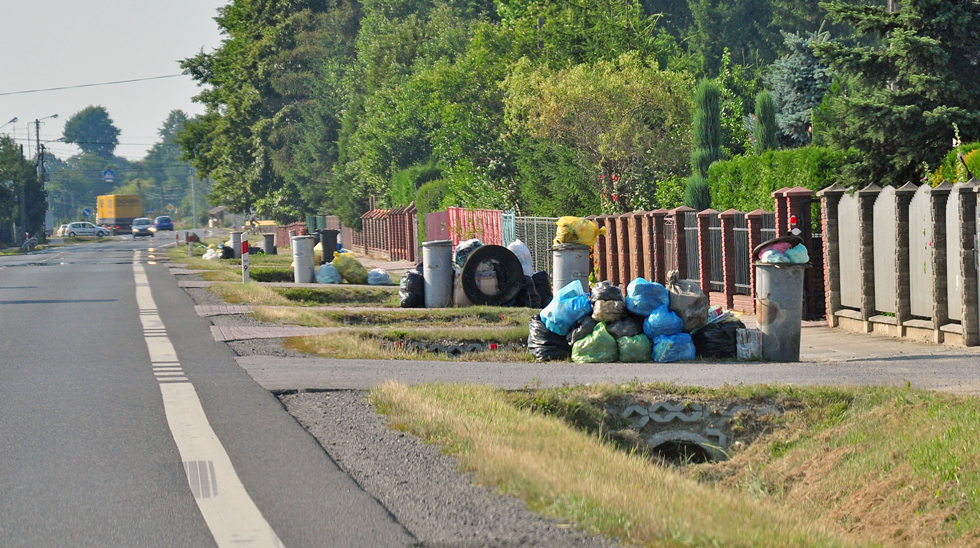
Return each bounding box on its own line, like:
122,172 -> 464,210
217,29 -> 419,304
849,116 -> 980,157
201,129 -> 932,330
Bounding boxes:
461,245 -> 524,306
68,232 -> 76,237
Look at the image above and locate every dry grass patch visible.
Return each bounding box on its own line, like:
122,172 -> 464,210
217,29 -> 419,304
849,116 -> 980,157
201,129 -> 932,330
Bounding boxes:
285,332 -> 534,362
253,305 -> 535,328
370,382 -> 858,548
209,283 -> 291,306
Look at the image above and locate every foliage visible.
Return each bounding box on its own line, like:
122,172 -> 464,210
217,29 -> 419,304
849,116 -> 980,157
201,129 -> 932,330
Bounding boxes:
707,146 -> 856,211
716,50 -> 756,157
815,0 -> 980,186
511,137 -> 599,216
754,90 -> 779,153
685,79 -> 722,209
415,179 -> 448,216
684,174 -> 711,211
390,163 -> 442,206
931,142 -> 980,185
765,30 -> 832,148
504,53 -> 692,213
688,0 -> 779,75
0,136 -> 46,244
62,106 -> 121,157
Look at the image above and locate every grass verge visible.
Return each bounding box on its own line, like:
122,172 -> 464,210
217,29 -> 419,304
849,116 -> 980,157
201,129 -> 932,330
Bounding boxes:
252,305 -> 535,328
285,331 -> 533,362
370,382 -> 859,547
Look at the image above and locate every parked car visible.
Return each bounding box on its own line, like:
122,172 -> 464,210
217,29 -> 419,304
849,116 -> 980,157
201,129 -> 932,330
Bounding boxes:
65,222 -> 108,238
57,224 -> 69,237
150,216 -> 174,232
132,218 -> 155,238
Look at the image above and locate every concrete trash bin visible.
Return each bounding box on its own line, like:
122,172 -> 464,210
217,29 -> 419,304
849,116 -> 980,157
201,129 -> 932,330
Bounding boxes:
291,236 -> 316,283
422,240 -> 453,308
754,263 -> 807,362
552,243 -> 591,297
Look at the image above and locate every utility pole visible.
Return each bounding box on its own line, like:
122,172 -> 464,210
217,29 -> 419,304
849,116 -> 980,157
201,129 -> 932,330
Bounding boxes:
191,170 -> 197,229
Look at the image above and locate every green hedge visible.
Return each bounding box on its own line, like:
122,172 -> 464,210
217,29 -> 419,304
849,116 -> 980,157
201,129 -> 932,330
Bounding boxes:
707,146 -> 855,212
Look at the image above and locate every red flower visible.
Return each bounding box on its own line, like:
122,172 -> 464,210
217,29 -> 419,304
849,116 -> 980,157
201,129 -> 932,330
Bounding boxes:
612,194 -> 618,202
490,343 -> 498,350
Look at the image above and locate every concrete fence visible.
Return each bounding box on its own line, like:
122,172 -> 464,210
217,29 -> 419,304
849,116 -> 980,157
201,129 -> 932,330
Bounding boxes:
819,180 -> 980,345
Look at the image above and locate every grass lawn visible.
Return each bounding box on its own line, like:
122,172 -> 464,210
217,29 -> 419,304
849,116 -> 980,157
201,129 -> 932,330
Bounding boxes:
286,327 -> 534,362
372,382 -> 980,548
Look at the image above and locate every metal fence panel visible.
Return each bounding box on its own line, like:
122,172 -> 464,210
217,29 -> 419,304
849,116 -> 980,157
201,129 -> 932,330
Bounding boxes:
514,216 -> 559,274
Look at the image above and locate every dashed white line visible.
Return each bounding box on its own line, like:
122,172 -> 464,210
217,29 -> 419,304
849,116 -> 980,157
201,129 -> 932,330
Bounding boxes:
134,251 -> 284,548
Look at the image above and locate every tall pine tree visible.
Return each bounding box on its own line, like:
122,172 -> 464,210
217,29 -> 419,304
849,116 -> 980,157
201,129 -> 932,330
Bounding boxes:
685,79 -> 722,210
816,0 -> 980,185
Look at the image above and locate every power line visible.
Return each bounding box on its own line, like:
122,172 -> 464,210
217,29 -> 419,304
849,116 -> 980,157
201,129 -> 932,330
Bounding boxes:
0,74 -> 185,96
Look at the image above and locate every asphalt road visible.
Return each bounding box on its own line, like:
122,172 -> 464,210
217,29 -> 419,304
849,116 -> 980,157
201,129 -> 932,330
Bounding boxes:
0,239 -> 414,548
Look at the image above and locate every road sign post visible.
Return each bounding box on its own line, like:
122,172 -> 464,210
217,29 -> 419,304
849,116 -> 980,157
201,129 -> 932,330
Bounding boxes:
242,233 -> 250,283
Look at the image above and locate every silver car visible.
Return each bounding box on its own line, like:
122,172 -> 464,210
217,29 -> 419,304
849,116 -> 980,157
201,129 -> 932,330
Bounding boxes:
65,222 -> 108,238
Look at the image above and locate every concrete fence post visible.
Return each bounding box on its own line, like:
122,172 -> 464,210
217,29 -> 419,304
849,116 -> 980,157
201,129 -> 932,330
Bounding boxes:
628,212 -> 645,282
817,184 -> 846,327
651,209 -> 668,284
894,183 -> 917,330
959,184 -> 979,345
641,212 -> 655,281
857,184 -> 881,329
669,206 -> 694,279
931,183 -> 953,342
746,209 -> 766,314
696,209 -> 716,296
616,213 -> 631,287
719,209 -> 739,310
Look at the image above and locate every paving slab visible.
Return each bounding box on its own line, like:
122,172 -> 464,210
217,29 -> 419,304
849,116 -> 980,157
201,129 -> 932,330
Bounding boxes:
211,325 -> 345,342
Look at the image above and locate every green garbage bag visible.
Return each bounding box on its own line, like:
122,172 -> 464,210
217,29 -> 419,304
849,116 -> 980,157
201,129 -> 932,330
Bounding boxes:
572,322 -> 619,363
617,334 -> 652,363
332,252 -> 368,284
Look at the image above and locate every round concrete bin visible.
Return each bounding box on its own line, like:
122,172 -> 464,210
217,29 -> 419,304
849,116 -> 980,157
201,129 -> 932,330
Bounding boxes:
422,240 -> 454,308
552,243 -> 591,296
230,231 -> 243,259
754,263 -> 807,362
291,236 -> 316,283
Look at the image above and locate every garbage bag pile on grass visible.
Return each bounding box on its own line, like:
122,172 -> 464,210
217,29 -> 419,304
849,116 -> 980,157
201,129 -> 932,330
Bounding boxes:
530,276 -> 752,363
333,252 -> 369,284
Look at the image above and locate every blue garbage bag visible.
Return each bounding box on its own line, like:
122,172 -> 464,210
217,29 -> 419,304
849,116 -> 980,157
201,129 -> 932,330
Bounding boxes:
541,280 -> 592,336
626,278 -> 669,316
315,263 -> 342,284
653,333 -> 696,362
643,305 -> 684,339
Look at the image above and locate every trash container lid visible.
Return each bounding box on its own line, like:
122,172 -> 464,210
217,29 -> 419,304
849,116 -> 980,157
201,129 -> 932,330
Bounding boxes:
421,239 -> 453,248
752,235 -> 804,259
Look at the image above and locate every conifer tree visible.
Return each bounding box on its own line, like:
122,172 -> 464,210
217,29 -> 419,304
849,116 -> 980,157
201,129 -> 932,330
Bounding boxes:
816,0 -> 980,185
685,79 -> 722,210
765,30 -> 832,148
754,89 -> 779,152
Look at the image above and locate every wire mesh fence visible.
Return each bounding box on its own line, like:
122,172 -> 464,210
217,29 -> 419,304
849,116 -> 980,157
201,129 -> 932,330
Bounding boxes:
512,216 -> 559,274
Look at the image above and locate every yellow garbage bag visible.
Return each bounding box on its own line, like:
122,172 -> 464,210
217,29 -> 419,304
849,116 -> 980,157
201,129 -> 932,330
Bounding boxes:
332,252 -> 368,285
553,216 -> 606,246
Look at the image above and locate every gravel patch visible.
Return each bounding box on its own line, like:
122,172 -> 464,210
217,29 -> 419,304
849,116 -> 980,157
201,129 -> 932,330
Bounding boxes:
227,338 -> 308,358
280,390 -> 622,548
185,286 -> 226,306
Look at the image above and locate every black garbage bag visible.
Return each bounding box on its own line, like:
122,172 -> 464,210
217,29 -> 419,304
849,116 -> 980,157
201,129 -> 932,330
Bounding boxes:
691,320 -> 745,359
220,245 -> 234,259
590,280 -> 624,303
528,314 -> 572,362
515,276 -> 541,308
607,315 -> 644,339
399,270 -> 425,308
532,271 -> 552,305
567,316 -> 598,344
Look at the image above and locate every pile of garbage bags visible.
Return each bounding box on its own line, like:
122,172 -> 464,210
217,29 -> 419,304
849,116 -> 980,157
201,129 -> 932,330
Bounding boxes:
310,252 -> 393,285
755,236 -> 809,264
528,271 -> 748,363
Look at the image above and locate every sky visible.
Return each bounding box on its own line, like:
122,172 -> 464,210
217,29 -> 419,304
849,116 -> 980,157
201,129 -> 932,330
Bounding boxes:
0,0 -> 228,161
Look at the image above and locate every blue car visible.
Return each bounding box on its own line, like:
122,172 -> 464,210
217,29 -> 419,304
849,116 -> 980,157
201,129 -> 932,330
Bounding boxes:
151,215 -> 174,232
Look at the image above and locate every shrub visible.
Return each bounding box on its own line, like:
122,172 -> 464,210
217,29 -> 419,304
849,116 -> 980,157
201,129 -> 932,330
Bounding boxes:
707,146 -> 855,212
932,142 -> 980,184
415,179 -> 448,241
389,163 -> 442,207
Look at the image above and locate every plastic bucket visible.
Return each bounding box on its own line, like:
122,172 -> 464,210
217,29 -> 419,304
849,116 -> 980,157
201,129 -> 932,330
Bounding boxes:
422,240 -> 454,308
754,263 -> 807,362
552,243 -> 591,296
291,236 -> 316,283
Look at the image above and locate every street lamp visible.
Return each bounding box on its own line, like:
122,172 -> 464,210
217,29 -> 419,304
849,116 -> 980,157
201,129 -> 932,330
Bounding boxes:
0,117 -> 17,133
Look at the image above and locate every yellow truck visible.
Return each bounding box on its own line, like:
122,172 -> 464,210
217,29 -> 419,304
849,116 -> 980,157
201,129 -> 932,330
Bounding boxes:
96,195 -> 142,234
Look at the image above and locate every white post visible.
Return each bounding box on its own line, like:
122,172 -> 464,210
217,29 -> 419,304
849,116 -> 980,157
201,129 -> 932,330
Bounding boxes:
242,232 -> 250,283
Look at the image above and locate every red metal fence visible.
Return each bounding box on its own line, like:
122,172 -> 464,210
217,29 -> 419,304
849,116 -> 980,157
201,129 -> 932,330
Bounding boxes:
446,207 -> 503,246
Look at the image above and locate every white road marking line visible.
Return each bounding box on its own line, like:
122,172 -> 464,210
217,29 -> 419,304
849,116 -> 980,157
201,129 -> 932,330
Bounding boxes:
133,255 -> 284,548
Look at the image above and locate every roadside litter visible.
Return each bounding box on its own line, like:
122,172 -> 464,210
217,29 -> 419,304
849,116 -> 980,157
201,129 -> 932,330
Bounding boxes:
333,251 -> 369,284
315,263 -> 342,284
553,216 -> 606,247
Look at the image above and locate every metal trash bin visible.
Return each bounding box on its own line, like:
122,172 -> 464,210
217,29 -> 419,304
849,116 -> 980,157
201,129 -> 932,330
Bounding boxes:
230,231 -> 243,259
263,233 -> 276,255
318,229 -> 340,264
754,263 -> 807,362
422,240 -> 453,308
291,236 -> 316,283
552,243 -> 591,296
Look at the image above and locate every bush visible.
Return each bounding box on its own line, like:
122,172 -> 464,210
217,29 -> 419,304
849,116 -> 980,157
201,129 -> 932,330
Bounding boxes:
389,163 -> 442,207
416,179 -> 448,241
932,142 -> 980,184
707,146 -> 855,212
